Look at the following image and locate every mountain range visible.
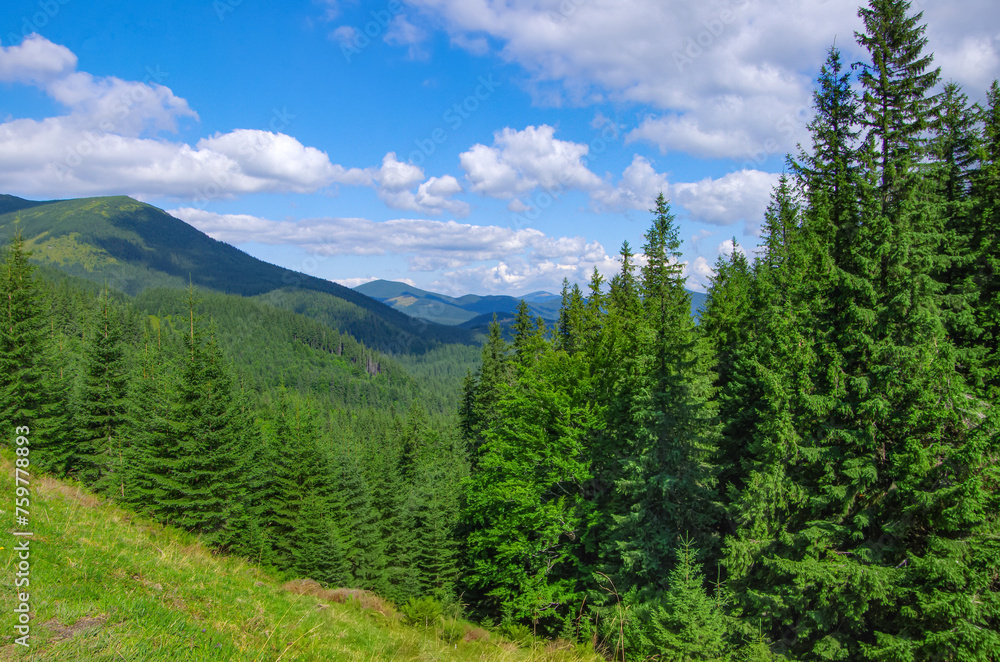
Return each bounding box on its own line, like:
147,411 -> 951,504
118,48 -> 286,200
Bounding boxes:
1,193 -> 710,345
0,194 -> 472,353
357,279 -> 709,327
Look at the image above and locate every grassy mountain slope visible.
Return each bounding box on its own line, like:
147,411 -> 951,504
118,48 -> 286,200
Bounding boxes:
0,196 -> 474,353
0,454 -> 598,661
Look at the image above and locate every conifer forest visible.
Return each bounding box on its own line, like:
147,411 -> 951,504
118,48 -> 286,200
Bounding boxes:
2,1 -> 999,659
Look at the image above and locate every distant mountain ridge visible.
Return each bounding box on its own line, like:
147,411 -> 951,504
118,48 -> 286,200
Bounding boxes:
354,279 -> 565,326
355,278 -> 710,326
0,194 -> 474,353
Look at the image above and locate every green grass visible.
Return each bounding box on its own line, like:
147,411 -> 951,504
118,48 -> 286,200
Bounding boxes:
0,453 -> 600,661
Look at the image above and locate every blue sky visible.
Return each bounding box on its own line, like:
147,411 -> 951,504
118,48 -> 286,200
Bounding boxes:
1,0 -> 997,295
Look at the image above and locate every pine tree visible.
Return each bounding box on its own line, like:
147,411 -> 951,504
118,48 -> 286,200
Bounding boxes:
969,80 -> 1000,400
120,322 -> 178,515
792,46 -> 862,268
556,279 -> 586,355
699,243 -> 753,509
76,288 -> 129,493
512,300 -> 546,367
463,317 -> 512,462
603,195 -> 721,594
0,229 -> 47,438
330,449 -> 387,592
141,291 -> 248,548
648,539 -> 728,662
928,82 -> 982,384
855,0 -> 940,215
462,347 -> 598,631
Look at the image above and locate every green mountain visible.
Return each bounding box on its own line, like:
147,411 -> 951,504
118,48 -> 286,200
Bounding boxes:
356,279 -> 563,325
357,278 -> 711,326
0,194 -> 473,353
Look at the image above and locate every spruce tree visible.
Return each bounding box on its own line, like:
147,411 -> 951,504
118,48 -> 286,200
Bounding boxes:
0,229 -> 46,438
76,288 -> 129,493
120,322 -> 179,516
855,0 -> 940,215
603,195 -> 721,594
699,243 -> 753,509
330,449 -> 387,592
970,80 -> 1000,400
462,346 -> 598,631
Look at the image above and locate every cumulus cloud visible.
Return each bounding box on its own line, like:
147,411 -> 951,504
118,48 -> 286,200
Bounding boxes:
460,125 -> 602,199
170,207 -> 610,294
591,155 -> 669,212
406,0 -> 999,159
0,34 -> 77,85
0,35 -> 377,200
685,256 -> 715,292
373,152 -> 469,216
672,170 -> 780,233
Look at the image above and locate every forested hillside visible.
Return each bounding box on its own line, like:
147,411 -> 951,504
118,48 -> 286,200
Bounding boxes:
0,195 -> 475,353
456,1 -> 999,658
1,1 -> 998,660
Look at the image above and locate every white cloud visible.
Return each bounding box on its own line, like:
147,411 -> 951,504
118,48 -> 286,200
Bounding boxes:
684,256 -> 715,292
169,207 -> 610,294
405,0 -> 1000,159
923,1 -> 1000,96
672,169 -> 780,232
374,151 -> 425,191
0,35 -> 380,200
198,130 -> 370,191
328,25 -> 357,45
373,152 -> 469,216
932,35 -> 1000,94
591,155 -> 669,211
0,34 -> 76,85
460,125 -> 602,198
384,14 -> 429,58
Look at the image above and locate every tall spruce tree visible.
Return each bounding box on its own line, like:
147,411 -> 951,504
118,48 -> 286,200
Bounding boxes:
462,343 -> 598,631
970,80 -> 1000,400
603,195 -> 721,594
0,229 -> 47,439
855,0 -> 940,215
76,288 -> 129,494
699,243 -> 753,513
